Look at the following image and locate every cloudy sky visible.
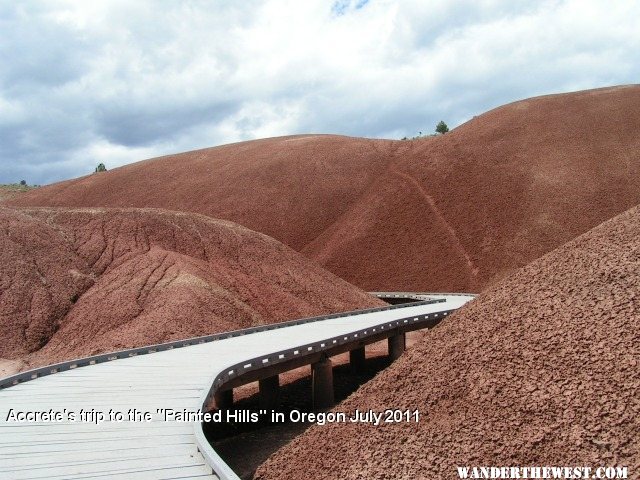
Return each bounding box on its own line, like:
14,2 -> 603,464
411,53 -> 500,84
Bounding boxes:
1,0 -> 639,185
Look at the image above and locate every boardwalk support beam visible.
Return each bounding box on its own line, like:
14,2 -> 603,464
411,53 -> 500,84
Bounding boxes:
312,355 -> 334,410
259,375 -> 280,410
214,388 -> 233,410
349,346 -> 366,373
388,332 -> 406,361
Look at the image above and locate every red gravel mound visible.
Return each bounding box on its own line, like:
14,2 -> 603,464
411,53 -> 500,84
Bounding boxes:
255,205 -> 640,479
0,207 -> 383,372
8,85 -> 640,292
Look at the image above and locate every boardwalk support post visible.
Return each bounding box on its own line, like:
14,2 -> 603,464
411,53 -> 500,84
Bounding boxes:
388,332 -> 406,361
312,354 -> 334,410
349,346 -> 366,373
259,375 -> 280,410
214,388 -> 233,410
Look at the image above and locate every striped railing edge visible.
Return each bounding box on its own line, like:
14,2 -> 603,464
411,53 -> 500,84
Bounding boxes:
371,291 -> 478,298
194,301 -> 467,480
0,295 -> 446,389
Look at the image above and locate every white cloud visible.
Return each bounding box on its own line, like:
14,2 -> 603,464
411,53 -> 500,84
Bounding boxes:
0,0 -> 639,184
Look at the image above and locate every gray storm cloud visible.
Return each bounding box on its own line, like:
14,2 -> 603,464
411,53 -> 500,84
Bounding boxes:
1,0 -> 639,185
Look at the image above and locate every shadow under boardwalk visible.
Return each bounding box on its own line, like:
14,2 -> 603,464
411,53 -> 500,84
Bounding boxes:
203,354 -> 393,479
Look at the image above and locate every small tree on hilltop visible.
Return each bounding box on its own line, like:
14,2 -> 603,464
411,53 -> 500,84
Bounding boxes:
19,180 -> 26,186
435,120 -> 449,134
95,163 -> 107,173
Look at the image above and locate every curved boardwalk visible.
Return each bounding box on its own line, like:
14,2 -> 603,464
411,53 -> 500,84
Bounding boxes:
0,294 -> 474,480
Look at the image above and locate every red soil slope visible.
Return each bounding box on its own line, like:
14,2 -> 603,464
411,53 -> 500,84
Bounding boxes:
255,204 -> 640,480
0,207 -> 383,373
9,85 -> 640,292
7,136 -> 392,252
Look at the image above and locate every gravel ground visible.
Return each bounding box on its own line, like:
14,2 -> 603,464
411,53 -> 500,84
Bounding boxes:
255,205 -> 640,479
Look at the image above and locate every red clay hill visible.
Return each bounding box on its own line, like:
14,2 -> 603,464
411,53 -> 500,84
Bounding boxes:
8,85 -> 640,292
255,203 -> 640,480
0,207 -> 383,374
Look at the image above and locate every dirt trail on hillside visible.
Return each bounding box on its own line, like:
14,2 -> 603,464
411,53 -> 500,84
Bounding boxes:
390,164 -> 479,283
